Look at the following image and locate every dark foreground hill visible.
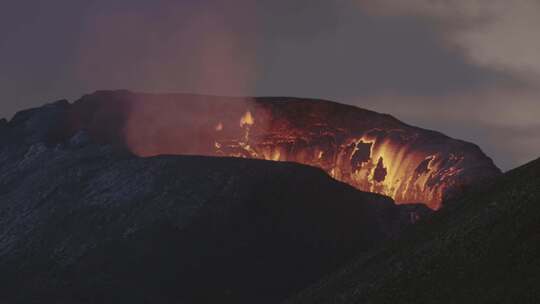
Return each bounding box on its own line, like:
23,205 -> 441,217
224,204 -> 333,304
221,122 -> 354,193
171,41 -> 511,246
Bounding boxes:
0,101 -> 417,303
287,157 -> 540,304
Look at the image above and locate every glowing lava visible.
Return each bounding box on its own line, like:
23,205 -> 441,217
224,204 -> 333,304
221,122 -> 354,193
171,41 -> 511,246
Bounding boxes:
209,109 -> 479,210
239,111 -> 254,127
214,118 -> 453,209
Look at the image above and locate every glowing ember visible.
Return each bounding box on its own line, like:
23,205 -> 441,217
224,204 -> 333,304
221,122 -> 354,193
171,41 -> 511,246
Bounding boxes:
215,122 -> 224,131
239,111 -> 254,127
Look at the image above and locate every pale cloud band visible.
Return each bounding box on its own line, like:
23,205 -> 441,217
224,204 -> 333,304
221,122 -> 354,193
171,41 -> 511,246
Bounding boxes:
355,0 -> 540,170
361,0 -> 540,79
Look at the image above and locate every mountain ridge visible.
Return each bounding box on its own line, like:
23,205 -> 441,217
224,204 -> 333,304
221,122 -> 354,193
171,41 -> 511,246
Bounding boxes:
67,90 -> 501,209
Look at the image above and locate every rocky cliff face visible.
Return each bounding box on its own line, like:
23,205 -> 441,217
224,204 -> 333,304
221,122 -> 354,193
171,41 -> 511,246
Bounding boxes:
68,90 -> 501,209
0,100 -> 413,303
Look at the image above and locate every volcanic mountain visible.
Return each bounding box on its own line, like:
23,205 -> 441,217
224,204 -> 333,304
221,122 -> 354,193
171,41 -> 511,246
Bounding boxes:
287,156 -> 540,304
0,100 -> 412,303
0,93 -> 512,303
67,90 -> 501,209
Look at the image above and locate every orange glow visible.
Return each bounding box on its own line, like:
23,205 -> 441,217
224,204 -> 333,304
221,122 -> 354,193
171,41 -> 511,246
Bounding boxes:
207,110 -> 460,209
240,111 -> 254,127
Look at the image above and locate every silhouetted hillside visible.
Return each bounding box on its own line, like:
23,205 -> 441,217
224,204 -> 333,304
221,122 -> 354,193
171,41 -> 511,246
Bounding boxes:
288,157 -> 540,304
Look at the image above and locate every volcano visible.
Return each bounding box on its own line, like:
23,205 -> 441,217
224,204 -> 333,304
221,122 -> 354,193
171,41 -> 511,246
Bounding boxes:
67,91 -> 501,209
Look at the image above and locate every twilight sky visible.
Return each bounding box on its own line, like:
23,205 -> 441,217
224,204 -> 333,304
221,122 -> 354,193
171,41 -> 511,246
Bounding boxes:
1,0 -> 539,170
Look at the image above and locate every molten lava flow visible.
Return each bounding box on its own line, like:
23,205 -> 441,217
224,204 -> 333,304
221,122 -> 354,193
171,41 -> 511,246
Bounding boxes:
211,109 -> 466,210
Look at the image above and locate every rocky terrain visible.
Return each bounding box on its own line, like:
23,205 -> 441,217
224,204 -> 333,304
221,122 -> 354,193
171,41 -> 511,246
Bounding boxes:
287,156 -> 540,304
67,91 -> 501,209
0,100 -> 418,303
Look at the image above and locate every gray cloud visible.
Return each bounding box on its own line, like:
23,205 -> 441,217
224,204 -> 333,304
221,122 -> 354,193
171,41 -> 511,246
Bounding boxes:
361,0 -> 540,80
350,0 -> 540,170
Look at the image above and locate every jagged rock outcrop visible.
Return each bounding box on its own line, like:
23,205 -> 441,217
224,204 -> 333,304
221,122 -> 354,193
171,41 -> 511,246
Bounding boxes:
67,90 -> 502,209
0,101 -> 410,303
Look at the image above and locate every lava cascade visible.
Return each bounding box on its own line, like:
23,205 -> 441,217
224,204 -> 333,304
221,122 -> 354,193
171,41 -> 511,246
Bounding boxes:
210,110 -> 461,209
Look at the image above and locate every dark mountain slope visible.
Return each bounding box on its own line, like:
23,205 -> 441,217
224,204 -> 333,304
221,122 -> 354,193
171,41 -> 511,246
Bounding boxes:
0,101 -> 406,304
287,157 -> 540,304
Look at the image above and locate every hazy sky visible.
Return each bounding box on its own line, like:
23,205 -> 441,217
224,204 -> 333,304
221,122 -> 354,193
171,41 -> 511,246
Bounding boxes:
1,0 -> 539,170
